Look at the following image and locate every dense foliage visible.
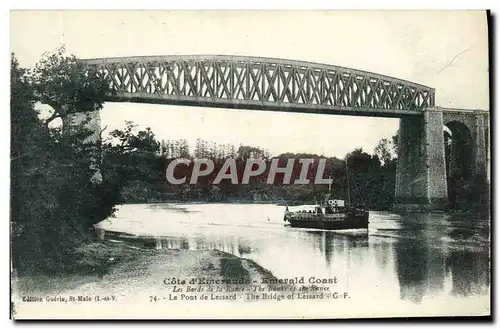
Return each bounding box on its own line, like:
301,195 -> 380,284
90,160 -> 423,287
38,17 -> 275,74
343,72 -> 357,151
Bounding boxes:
115,136 -> 398,210
12,55 -> 96,273
11,49 -> 123,274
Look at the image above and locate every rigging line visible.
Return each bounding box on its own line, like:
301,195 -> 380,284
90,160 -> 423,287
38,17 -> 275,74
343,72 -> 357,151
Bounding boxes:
346,163 -> 365,206
345,160 -> 351,205
353,176 -> 365,206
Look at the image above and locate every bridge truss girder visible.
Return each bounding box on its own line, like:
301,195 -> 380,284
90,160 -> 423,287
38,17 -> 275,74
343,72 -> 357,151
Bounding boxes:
83,55 -> 435,117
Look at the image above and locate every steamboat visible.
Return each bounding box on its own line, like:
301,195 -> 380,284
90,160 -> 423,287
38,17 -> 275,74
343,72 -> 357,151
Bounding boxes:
283,162 -> 369,230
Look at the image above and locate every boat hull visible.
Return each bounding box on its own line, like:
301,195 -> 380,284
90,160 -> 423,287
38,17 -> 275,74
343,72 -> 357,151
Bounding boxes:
286,213 -> 369,230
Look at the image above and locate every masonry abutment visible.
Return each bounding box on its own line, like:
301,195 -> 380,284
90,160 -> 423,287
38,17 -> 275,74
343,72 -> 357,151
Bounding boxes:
393,107 -> 448,212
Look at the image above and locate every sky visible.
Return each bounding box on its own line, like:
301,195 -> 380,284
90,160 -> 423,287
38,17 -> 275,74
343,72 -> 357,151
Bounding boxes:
10,10 -> 489,158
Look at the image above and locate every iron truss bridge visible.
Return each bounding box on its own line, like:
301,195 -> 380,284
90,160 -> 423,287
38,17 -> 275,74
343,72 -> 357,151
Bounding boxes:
83,55 -> 435,117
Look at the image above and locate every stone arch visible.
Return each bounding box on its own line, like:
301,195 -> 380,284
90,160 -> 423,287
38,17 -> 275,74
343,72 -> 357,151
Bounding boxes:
443,120 -> 474,205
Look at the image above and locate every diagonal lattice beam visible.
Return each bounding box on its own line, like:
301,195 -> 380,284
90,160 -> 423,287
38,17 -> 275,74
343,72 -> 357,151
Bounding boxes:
83,55 -> 435,117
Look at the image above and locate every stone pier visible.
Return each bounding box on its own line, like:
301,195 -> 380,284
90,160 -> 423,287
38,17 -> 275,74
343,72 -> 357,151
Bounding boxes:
394,107 -> 448,212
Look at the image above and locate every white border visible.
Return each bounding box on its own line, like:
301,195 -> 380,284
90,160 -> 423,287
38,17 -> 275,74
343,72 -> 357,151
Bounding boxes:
2,1 -> 497,328
1,1 -> 498,10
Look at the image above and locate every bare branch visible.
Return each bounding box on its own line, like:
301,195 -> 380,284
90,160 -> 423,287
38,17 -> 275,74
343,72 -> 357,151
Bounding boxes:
99,125 -> 108,140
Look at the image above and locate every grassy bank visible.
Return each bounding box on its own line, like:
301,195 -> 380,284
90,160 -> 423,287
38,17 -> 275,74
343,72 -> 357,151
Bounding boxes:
13,240 -> 154,296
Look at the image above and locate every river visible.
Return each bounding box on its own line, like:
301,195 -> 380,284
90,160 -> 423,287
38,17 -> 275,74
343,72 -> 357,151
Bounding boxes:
95,202 -> 490,316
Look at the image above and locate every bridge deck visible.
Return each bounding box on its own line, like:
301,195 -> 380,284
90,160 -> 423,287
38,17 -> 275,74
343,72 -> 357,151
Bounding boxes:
83,55 -> 435,117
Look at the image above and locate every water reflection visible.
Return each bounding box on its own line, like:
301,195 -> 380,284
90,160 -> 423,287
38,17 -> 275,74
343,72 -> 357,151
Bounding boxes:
447,251 -> 490,297
301,231 -> 369,266
373,240 -> 391,270
111,234 -> 256,258
394,213 -> 490,303
99,204 -> 490,307
395,218 -> 441,303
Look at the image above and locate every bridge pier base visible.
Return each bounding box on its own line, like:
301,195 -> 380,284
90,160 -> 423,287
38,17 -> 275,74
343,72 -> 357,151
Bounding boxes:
472,110 -> 489,207
393,107 -> 448,213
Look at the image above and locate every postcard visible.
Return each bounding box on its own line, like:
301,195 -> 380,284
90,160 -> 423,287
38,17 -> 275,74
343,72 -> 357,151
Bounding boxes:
10,10 -> 491,319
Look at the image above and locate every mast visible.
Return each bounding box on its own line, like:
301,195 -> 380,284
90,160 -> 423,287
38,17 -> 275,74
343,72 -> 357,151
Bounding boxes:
345,159 -> 351,206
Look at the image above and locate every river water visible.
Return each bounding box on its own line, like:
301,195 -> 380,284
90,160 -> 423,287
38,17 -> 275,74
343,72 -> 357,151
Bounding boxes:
97,203 -> 490,316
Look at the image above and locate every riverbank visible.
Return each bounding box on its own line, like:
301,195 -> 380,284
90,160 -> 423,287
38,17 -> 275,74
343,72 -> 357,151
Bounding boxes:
12,238 -> 278,306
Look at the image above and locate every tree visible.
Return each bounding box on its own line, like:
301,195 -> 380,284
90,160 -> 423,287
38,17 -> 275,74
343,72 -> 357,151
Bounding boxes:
391,132 -> 399,155
374,138 -> 394,166
101,120 -> 165,206
107,121 -> 160,154
11,52 -> 116,273
179,139 -> 190,158
10,48 -> 129,275
10,56 -> 39,161
30,46 -> 113,132
345,148 -> 390,209
237,145 -> 265,160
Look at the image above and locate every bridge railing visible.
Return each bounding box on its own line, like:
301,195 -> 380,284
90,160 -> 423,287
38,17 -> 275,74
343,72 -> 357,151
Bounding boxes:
83,55 -> 435,116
